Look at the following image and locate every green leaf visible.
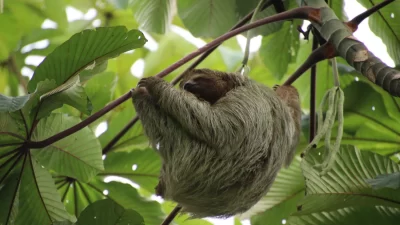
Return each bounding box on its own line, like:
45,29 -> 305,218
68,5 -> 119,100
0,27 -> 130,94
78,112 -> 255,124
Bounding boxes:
28,27 -> 147,92
259,21 -> 301,80
339,81 -> 400,154
328,0 -> 347,21
43,0 -> 68,30
288,207 -> 400,225
0,166 -> 22,225
177,0 -> 237,38
22,79 -> 59,123
31,113 -> 104,182
248,157 -> 305,224
98,102 -> 143,151
76,199 -> 144,225
295,145 -> 400,215
84,72 -> 117,113
100,149 -> 161,193
19,28 -> 63,47
0,94 -> 30,112
0,112 -> 27,144
356,0 -> 400,64
90,180 -> 164,225
235,0 -> 285,37
42,76 -> 93,115
366,172 -> 400,190
16,154 -> 76,225
108,0 -> 131,9
132,0 -> 175,33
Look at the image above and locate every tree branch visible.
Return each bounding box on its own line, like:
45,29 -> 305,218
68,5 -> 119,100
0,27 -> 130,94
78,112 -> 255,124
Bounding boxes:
305,0 -> 400,96
28,91 -> 132,148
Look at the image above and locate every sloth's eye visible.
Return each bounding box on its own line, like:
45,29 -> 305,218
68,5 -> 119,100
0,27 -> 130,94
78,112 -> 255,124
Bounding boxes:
183,82 -> 196,91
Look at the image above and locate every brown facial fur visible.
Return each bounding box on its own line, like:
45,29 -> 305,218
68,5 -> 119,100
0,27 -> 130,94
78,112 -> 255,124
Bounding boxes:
179,69 -> 240,104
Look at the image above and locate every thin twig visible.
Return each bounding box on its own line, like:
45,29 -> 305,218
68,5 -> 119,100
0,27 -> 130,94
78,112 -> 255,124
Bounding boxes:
242,0 -> 270,67
102,117 -> 139,154
348,0 -> 395,30
309,35 -> 318,142
161,206 -> 182,225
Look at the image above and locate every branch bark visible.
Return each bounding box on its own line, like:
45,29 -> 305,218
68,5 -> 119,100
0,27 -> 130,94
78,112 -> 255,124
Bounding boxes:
304,0 -> 400,96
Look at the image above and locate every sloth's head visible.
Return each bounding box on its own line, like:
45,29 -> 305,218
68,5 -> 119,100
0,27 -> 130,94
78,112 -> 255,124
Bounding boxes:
179,69 -> 245,104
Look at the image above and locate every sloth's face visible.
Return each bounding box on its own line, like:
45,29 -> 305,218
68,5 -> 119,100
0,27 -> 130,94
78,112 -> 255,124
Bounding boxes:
180,72 -> 235,104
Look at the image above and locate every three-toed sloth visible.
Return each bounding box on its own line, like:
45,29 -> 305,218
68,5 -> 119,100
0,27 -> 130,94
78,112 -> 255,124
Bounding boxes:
132,69 -> 301,218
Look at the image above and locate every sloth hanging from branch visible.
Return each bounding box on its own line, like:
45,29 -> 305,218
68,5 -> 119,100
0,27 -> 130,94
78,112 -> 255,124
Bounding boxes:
132,68 -> 301,218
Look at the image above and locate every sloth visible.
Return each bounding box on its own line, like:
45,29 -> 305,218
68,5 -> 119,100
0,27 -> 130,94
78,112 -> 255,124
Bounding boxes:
131,69 -> 301,218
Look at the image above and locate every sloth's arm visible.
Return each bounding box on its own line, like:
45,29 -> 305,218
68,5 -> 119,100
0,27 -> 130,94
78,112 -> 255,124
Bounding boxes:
142,77 -> 243,148
132,87 -> 176,144
274,85 -> 301,165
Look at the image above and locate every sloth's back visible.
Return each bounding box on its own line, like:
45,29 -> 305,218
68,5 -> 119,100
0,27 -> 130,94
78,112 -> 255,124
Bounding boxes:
161,82 -> 295,218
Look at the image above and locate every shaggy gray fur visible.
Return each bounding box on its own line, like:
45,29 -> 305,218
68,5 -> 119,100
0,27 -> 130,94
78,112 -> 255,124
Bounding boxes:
132,71 -> 300,218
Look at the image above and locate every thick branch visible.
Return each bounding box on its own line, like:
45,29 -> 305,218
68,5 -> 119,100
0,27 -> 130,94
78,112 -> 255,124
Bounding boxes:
304,0 -> 400,96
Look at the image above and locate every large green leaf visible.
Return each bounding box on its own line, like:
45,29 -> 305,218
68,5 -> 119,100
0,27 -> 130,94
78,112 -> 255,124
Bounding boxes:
260,21 -> 302,80
328,0 -> 347,21
21,79 -> 59,124
35,76 -> 93,117
339,81 -> 400,154
90,180 -> 164,225
177,0 -> 237,38
0,1 -> 44,60
0,112 -> 26,145
0,163 -> 22,225
356,0 -> 400,65
99,149 -> 161,193
84,71 -> 117,113
294,145 -> 400,215
31,113 -> 104,182
132,0 -> 175,34
288,207 -> 400,225
235,0 -> 286,37
98,102 -> 143,151
43,0 -> 68,30
16,154 -> 76,225
244,157 -> 305,224
76,199 -> 144,225
27,26 -> 147,92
